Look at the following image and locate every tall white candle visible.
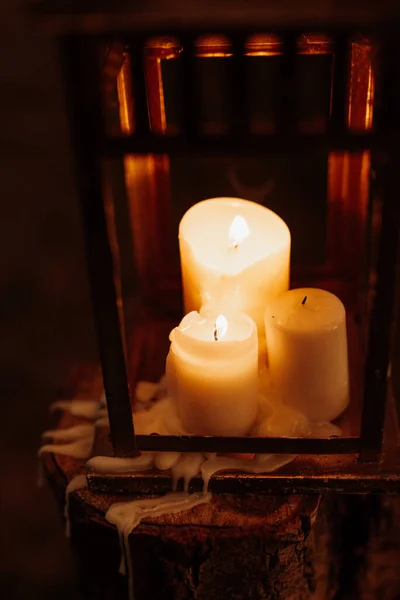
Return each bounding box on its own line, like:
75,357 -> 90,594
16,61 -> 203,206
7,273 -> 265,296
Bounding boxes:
264,288 -> 349,422
167,309 -> 258,436
179,198 -> 290,333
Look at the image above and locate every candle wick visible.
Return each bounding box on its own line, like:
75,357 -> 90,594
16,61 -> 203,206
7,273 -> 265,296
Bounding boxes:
214,326 -> 219,342
229,242 -> 239,251
302,296 -> 307,305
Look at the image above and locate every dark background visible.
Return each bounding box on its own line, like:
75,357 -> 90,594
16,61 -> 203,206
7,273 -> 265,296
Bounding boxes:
0,1 -> 95,597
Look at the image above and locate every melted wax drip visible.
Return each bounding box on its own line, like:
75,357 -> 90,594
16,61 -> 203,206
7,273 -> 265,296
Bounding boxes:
106,492 -> 211,600
171,453 -> 205,491
38,424 -> 94,460
309,421 -> 343,438
154,451 -> 181,471
40,394 -> 106,459
86,454 -> 155,473
41,379 -> 343,489
201,454 -> 296,492
42,424 -> 94,441
135,381 -> 159,403
50,400 -> 101,419
94,407 -> 109,429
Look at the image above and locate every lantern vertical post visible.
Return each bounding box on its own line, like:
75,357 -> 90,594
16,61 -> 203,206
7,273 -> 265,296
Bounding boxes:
60,35 -> 137,457
360,34 -> 400,461
360,150 -> 399,461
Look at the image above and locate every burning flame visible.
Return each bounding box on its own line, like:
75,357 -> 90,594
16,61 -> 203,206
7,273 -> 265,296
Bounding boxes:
228,215 -> 250,249
214,315 -> 228,341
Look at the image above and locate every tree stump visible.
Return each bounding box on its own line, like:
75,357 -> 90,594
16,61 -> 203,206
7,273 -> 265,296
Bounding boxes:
66,488 -> 324,600
46,468 -> 400,600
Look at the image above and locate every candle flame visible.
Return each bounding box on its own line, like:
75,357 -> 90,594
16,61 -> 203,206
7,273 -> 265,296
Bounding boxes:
214,315 -> 228,341
228,215 -> 250,249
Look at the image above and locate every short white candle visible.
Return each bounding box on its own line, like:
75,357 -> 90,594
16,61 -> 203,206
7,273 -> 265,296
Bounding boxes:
166,309 -> 259,436
179,198 -> 291,333
265,288 -> 349,422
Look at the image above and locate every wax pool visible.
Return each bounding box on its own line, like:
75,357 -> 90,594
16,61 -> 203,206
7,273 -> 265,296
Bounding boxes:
179,197 -> 290,334
167,309 -> 259,436
265,288 -> 349,422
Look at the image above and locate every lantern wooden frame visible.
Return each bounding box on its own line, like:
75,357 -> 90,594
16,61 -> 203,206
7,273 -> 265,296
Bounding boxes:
33,1 -> 400,494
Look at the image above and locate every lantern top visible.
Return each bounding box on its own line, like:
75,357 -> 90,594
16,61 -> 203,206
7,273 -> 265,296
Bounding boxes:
30,0 -> 400,34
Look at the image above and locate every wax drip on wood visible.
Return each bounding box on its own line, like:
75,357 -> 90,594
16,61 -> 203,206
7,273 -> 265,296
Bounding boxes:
38,425 -> 94,460
106,492 -> 212,600
50,399 -> 101,419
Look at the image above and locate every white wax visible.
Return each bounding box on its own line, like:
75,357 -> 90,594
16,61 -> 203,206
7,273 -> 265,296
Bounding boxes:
38,425 -> 94,460
167,309 -> 259,436
179,197 -> 290,333
265,288 -> 349,422
50,400 -> 101,419
200,454 -> 295,493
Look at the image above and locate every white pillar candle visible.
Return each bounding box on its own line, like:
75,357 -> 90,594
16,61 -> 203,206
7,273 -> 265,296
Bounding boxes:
265,288 -> 349,422
179,198 -> 291,333
166,309 -> 258,436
